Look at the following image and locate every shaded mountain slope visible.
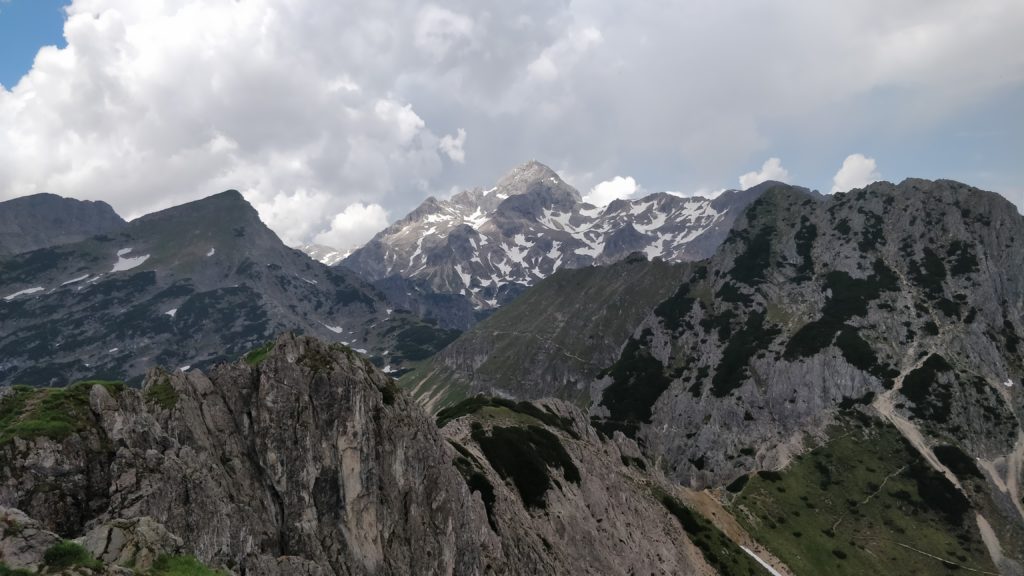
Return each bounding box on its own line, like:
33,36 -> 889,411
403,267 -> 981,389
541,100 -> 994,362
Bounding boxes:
402,253 -> 690,411
0,193 -> 126,257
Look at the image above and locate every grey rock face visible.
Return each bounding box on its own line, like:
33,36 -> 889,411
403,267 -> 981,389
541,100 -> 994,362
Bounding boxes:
0,334 -> 728,575
595,179 -> 1024,490
0,193 -> 126,257
343,161 -> 776,310
1,506 -> 194,575
0,191 -> 452,386
80,517 -> 184,571
0,507 -> 63,572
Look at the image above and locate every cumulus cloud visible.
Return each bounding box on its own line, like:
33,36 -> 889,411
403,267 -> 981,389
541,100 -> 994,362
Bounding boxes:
0,0 -> 449,239
583,176 -> 639,206
831,154 -> 882,193
414,5 -> 474,61
527,26 -> 603,82
666,188 -> 727,199
439,128 -> 467,163
313,203 -> 390,251
739,158 -> 790,190
0,0 -> 1022,239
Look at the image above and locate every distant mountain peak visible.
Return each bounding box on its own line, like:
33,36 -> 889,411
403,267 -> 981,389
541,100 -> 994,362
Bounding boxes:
493,160 -> 572,198
344,162 -> 774,309
0,193 -> 125,256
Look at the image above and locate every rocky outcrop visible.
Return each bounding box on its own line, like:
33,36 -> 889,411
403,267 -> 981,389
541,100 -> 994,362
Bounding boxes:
0,334 -> 739,575
0,193 -> 125,257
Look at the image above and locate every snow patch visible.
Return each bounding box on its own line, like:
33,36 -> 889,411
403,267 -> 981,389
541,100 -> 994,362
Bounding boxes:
321,323 -> 344,334
111,248 -> 150,273
61,274 -> 89,286
109,348 -> 119,353
1004,379 -> 1014,388
382,365 -> 394,373
3,287 -> 45,301
207,248 -> 216,257
454,264 -> 472,288
355,348 -> 367,354
546,241 -> 562,259
180,365 -> 191,372
165,308 -> 177,317
739,547 -> 783,576
465,207 -> 488,229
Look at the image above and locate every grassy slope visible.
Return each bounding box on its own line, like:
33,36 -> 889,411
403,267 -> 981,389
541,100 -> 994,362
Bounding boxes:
0,380 -> 123,445
730,414 -> 998,576
402,257 -> 688,411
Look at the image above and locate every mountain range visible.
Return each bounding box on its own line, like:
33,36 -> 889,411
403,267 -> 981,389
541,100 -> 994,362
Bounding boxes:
1,167 -> 1023,575
0,191 -> 456,387
342,161 -> 778,311
402,177 -> 1024,574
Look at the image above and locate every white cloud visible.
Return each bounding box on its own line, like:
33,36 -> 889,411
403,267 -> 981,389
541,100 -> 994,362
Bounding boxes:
527,26 -> 603,82
314,203 -> 390,251
439,128 -> 467,163
0,0 -> 1022,236
414,5 -> 474,61
666,188 -> 727,199
739,158 -> 790,190
583,176 -> 639,206
832,154 -> 882,193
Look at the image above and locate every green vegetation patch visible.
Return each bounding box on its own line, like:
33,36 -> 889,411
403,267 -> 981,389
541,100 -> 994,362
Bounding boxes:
244,341 -> 275,365
729,227 -> 775,286
392,324 -> 461,362
711,311 -> 780,397
900,354 -> 953,424
149,554 -> 227,576
946,241 -> 980,277
0,381 -> 116,444
449,440 -> 499,533
794,216 -> 818,280
435,396 -> 578,438
784,261 -> 899,387
43,540 -> 102,571
731,417 -> 995,576
908,247 -> 948,299
0,564 -> 33,576
657,490 -> 769,575
654,282 -> 696,333
598,329 -> 671,427
144,375 -> 179,410
471,425 -> 580,509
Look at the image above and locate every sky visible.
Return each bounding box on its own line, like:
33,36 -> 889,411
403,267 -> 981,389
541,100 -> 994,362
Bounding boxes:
0,1 -> 1022,251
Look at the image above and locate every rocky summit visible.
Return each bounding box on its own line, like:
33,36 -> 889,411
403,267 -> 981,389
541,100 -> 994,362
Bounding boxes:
0,193 -> 125,257
343,161 -> 778,311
